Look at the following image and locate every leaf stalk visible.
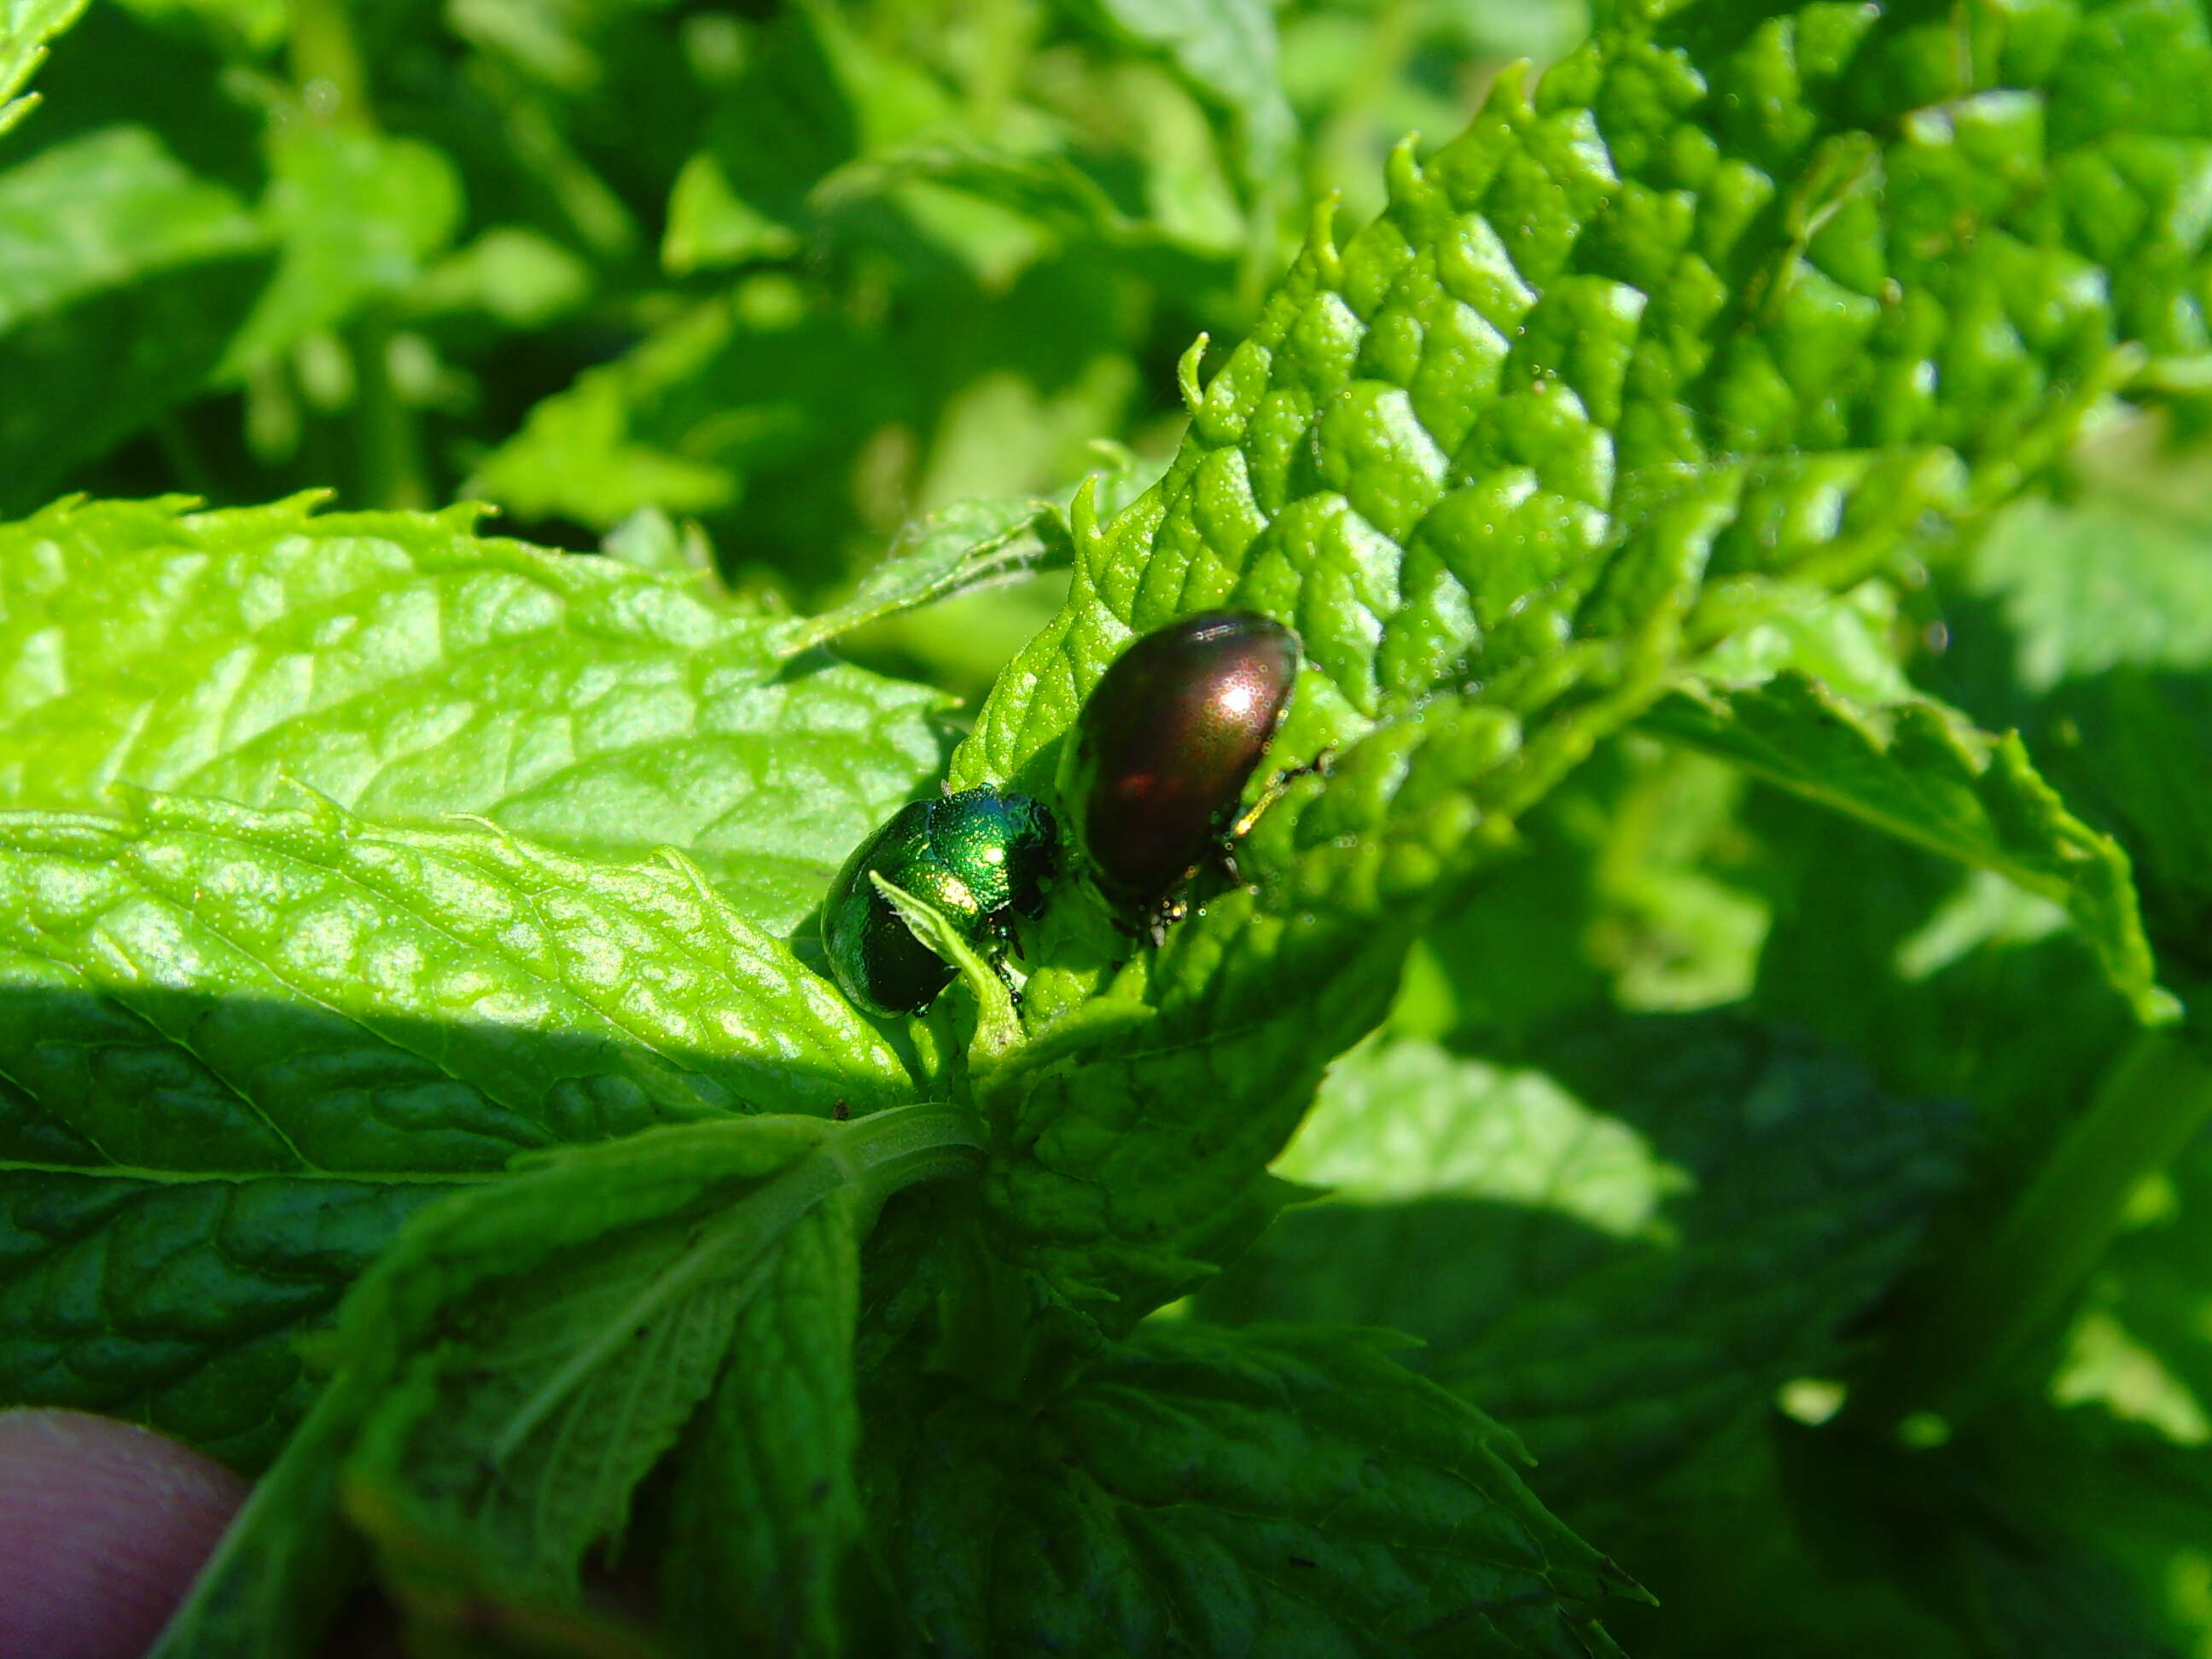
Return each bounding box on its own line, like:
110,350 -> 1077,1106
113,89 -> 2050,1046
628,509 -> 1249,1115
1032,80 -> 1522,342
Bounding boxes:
1862,1027 -> 2212,1429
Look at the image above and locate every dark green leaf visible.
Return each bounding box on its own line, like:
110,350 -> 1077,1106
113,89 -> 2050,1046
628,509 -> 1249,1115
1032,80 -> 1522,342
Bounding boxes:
867,1322 -> 1639,1656
661,1185 -> 863,1659
0,789 -> 913,1454
1648,672 -> 2167,1023
0,127 -> 270,507
161,1108 -> 979,1654
1200,1016 -> 1965,1539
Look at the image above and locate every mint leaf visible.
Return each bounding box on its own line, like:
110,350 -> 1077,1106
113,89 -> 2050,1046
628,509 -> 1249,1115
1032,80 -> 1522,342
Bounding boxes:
962,0 -> 2196,1326
463,289 -> 888,535
980,699 -> 1538,1326
661,1178 -> 863,1659
0,497 -> 949,932
959,0 -> 2212,794
0,126 -> 261,327
1965,485 -> 2212,693
0,790 -> 913,1453
161,1109 -> 979,1654
221,123 -> 463,375
0,1171 -> 457,1471
1200,1017 -> 1964,1537
657,5 -> 881,277
867,1322 -> 1638,1656
0,0 -> 87,136
1929,432 -> 2212,992
0,792 -> 911,1155
1059,0 -> 1294,189
777,493 -> 1072,657
0,128 -> 269,508
339,1120 -> 848,1618
1648,672 -> 2167,1023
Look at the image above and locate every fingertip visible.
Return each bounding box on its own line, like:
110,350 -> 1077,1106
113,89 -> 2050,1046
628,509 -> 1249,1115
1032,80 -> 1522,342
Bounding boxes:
0,1409 -> 247,1659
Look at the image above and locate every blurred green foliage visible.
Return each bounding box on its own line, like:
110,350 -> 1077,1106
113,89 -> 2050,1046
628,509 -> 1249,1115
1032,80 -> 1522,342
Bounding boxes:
3,0 -> 1582,695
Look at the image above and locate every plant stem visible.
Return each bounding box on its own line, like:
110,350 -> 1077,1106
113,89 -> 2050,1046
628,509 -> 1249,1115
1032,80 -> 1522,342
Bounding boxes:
287,0 -> 370,125
833,1102 -> 990,1217
348,317 -> 431,511
1862,1027 -> 2212,1429
286,0 -> 431,510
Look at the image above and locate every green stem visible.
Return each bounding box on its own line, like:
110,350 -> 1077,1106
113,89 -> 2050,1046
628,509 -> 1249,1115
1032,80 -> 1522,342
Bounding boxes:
832,1101 -> 990,1218
347,317 -> 430,511
1309,0 -> 1418,206
1863,1027 -> 2212,1429
284,0 -> 428,511
286,0 -> 370,125
153,414 -> 218,499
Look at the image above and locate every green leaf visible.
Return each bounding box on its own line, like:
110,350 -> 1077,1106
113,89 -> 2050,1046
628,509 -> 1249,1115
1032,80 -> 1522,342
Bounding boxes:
0,0 -> 88,137
870,873 -> 1023,1063
0,789 -> 914,1454
222,122 -> 463,376
1928,428 -> 2212,992
111,0 -> 284,55
777,493 -> 1073,658
960,0 -> 2212,800
463,287 -> 889,535
0,496 -> 950,932
1646,672 -> 2167,1024
341,1120 -> 848,1622
160,1108 -> 980,1654
0,126 -> 271,508
1057,0 -> 1294,190
1198,1016 -> 1965,1540
658,6 -> 869,277
867,1322 -> 1639,1656
661,1175 -> 864,1659
952,0 -> 2197,1330
977,698 -> 1540,1327
0,126 -> 263,329
0,791 -> 911,1155
0,1169 -> 460,1471
405,225 -> 594,330
1965,483 -> 2212,696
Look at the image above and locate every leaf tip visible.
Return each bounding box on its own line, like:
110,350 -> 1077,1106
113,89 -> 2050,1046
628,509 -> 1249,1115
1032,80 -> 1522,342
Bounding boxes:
1175,333 -> 1210,416
1306,192 -> 1343,286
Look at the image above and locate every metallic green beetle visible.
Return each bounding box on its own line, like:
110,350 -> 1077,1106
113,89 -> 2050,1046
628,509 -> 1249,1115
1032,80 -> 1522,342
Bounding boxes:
821,788 -> 1059,1016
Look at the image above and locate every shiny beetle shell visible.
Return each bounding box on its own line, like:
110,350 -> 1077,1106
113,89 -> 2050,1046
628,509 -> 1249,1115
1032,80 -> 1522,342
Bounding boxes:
1062,609 -> 1300,923
822,788 -> 1058,1016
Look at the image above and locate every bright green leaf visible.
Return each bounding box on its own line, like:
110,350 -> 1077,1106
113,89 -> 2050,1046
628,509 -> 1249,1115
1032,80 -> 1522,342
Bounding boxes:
1930,429 -> 2212,993
778,494 -> 1071,657
222,123 -> 463,376
0,126 -> 262,329
463,288 -> 888,535
0,496 -> 951,931
0,0 -> 89,136
954,0 -> 2198,1333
